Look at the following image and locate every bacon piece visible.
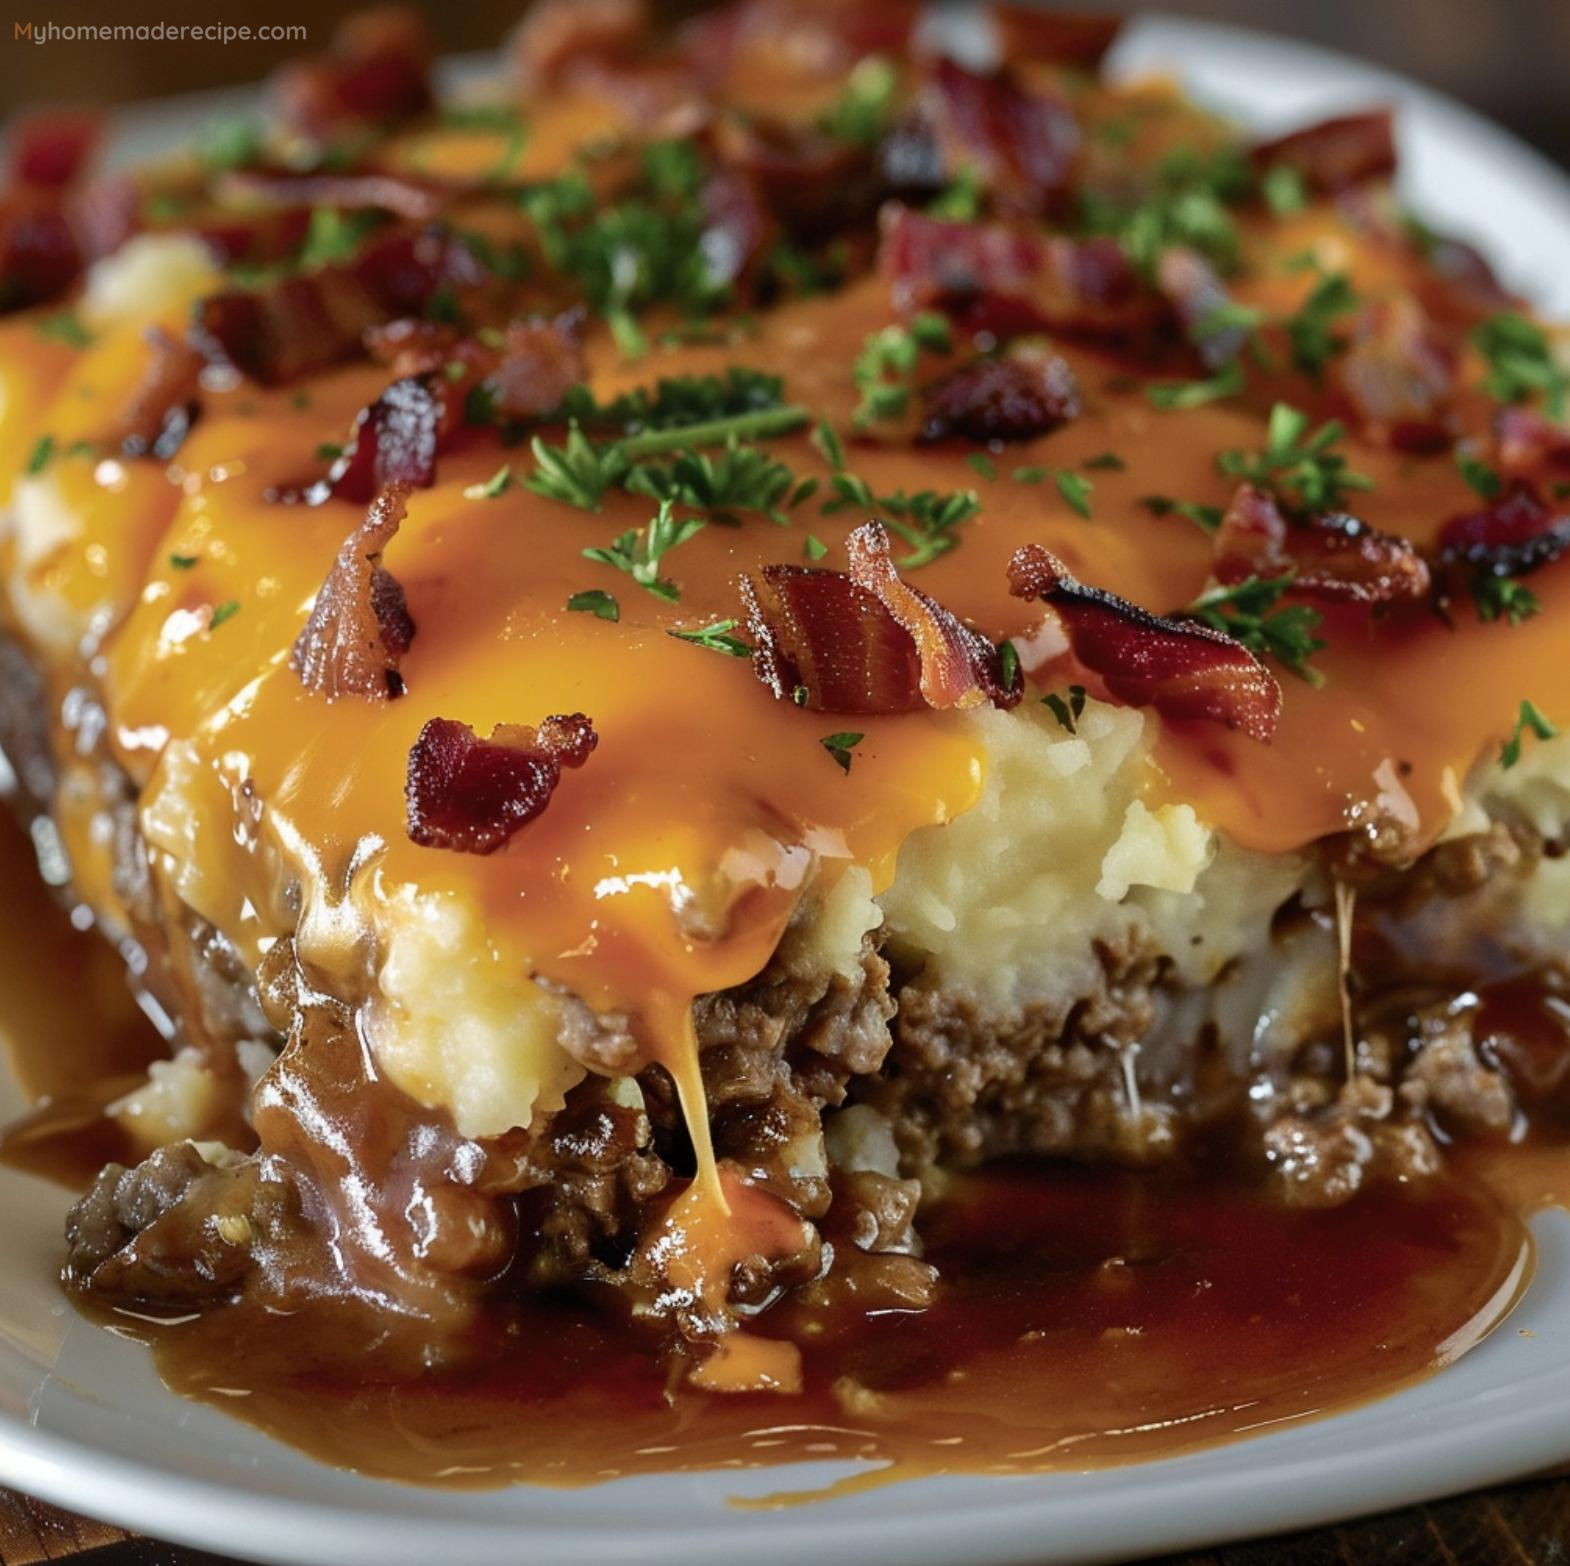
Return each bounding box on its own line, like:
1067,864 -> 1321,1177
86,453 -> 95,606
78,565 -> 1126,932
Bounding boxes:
683,0 -> 918,85
1156,246 -> 1246,370
1213,484 -> 1430,605
405,713 -> 596,855
321,374 -> 444,504
1437,481 -> 1570,580
117,328 -> 206,460
9,111 -> 102,190
1253,109 -> 1396,194
744,522 -> 1016,714
846,522 -> 1018,708
292,486 -> 417,702
513,0 -> 650,92
1007,543 -> 1281,742
191,226 -> 492,385
879,205 -> 1157,342
713,114 -> 872,244
697,165 -> 776,289
271,7 -> 432,142
1493,407 -> 1570,478
490,310 -> 586,419
0,111 -> 120,312
921,58 -> 1081,214
918,337 -> 1080,444
1332,296 -> 1455,453
991,6 -> 1124,70
364,317 -> 464,376
218,169 -> 450,222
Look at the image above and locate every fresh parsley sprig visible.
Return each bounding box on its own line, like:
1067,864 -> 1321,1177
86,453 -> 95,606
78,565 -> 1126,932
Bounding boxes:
582,499 -> 705,603
1473,312 -> 1570,421
1501,699 -> 1558,768
1187,570 -> 1327,683
852,312 -> 951,428
668,618 -> 753,658
1216,403 -> 1373,513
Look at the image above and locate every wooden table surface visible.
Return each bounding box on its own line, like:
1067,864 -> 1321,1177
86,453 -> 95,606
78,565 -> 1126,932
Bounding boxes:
7,1474 -> 1570,1565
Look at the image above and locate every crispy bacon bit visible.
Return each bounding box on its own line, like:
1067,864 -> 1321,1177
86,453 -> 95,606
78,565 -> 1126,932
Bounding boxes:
405,713 -> 596,855
513,0 -> 650,92
921,58 -> 1081,214
991,5 -> 1124,69
1253,109 -> 1396,194
1008,543 -> 1281,742
117,328 -> 206,460
490,310 -> 586,419
1156,246 -> 1245,369
697,164 -> 776,289
1332,297 -> 1455,453
1214,484 -> 1430,605
918,337 -> 1080,445
1494,407 -> 1570,478
0,111 -> 118,312
879,205 -> 1156,342
192,226 -> 492,385
1437,481 -> 1570,579
847,522 -> 1018,708
683,0 -> 918,85
712,114 -> 871,244
9,111 -> 101,189
292,486 -> 417,702
218,170 -> 450,222
744,522 -> 1016,715
322,374 -> 444,504
271,7 -> 432,142
364,317 -> 464,376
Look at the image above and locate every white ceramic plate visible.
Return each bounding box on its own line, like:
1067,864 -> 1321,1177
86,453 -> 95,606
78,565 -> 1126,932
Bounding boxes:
6,16 -> 1570,1566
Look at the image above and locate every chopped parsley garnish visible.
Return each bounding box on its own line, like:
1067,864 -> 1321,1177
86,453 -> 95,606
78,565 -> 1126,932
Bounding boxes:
626,438 -> 799,523
803,533 -> 829,561
1261,163 -> 1308,216
1472,573 -> 1541,627
297,208 -> 383,271
1055,469 -> 1094,519
928,166 -> 984,222
1140,494 -> 1224,533
821,471 -> 982,568
1042,683 -> 1088,733
315,441 -> 345,462
617,404 -> 808,459
520,143 -> 731,357
820,730 -> 864,773
1456,448 -> 1503,501
168,553 -> 199,570
812,418 -> 848,472
197,115 -> 265,171
582,499 -> 704,602
1081,141 -> 1252,277
24,434 -> 54,476
526,424 -> 631,510
561,367 -> 786,436
1501,699 -> 1558,769
852,312 -> 951,427
34,311 -> 93,349
1216,403 -> 1373,513
819,56 -> 898,147
566,588 -> 620,622
1283,267 -> 1359,379
1473,312 -> 1570,420
967,452 -> 998,481
208,599 -> 241,630
1146,359 -> 1246,411
668,618 -> 753,658
997,639 -> 1020,691
463,464 -> 513,500
1083,451 -> 1126,471
1187,571 -> 1326,683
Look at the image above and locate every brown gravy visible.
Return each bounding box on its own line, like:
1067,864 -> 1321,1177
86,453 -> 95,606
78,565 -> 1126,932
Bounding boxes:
0,811 -> 1551,1497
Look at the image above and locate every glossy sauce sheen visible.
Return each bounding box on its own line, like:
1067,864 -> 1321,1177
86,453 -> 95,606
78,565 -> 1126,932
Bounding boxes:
0,838 -> 1539,1491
